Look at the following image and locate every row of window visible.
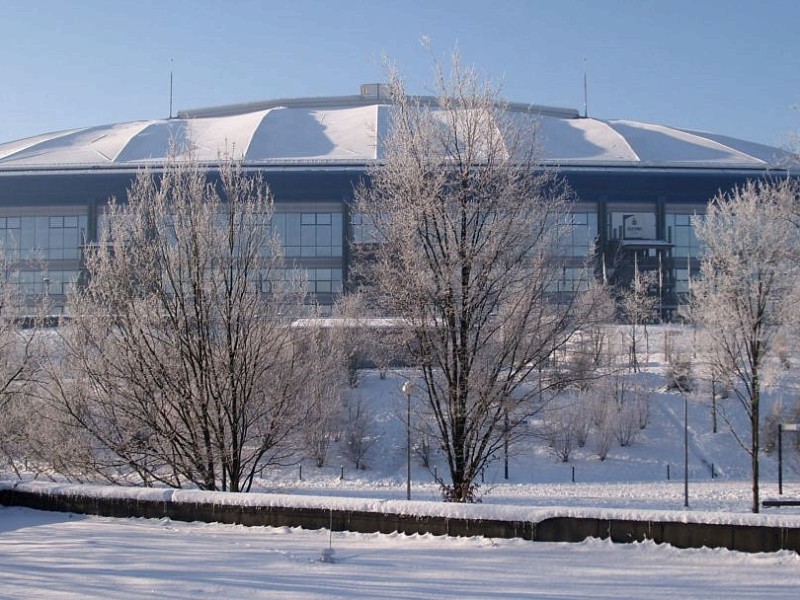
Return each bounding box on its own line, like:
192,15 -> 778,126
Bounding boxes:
0,210 -> 704,261
9,269 -> 80,296
354,211 -> 602,258
5,267 -> 344,301
0,215 -> 88,260
0,209 -> 705,301
259,268 -> 343,295
551,265 -> 593,294
272,212 -> 343,258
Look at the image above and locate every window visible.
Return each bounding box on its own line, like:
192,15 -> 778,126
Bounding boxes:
0,213 -> 88,260
272,211 -> 342,257
551,265 -> 592,293
266,267 -> 343,296
12,269 -> 80,296
559,211 -> 598,257
351,213 -> 380,244
665,213 -> 703,259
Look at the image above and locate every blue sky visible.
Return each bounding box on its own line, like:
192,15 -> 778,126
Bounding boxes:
2,0 -> 798,147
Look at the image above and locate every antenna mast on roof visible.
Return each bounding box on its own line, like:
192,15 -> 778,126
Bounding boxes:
169,59 -> 174,119
583,58 -> 588,118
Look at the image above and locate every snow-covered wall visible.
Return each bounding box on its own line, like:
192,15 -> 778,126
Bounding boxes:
2,482 -> 798,554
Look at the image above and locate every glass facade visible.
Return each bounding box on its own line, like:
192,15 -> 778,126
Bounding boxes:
665,213 -> 703,259
560,211 -> 598,257
351,213 -> 379,244
299,267 -> 343,294
673,267 -> 690,295
100,207 -> 346,302
0,155 -> 779,323
20,269 -> 80,296
550,211 -> 597,293
0,201 -> 711,312
555,266 -> 592,293
263,268 -> 343,295
0,214 -> 88,260
0,212 -> 87,306
272,212 -> 343,257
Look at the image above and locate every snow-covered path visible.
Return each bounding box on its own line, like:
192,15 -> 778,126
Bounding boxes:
1,506 -> 799,599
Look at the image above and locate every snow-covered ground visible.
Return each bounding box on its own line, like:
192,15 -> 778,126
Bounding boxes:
1,506 -> 799,599
244,347 -> 800,517
3,326 -> 800,597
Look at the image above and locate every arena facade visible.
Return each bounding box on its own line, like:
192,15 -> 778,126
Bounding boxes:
0,84 -> 796,317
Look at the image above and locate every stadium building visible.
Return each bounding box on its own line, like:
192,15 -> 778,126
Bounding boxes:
0,84 -> 796,317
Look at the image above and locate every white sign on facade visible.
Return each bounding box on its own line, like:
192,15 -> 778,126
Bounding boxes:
611,212 -> 657,240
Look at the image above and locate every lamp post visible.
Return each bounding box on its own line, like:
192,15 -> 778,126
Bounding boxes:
401,380 -> 414,501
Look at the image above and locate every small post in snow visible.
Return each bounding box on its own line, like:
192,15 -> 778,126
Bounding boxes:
319,509 -> 335,563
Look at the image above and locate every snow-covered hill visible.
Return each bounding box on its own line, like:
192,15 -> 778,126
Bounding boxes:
251,326 -> 800,515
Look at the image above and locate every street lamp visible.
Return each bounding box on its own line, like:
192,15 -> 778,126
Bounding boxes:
401,380 -> 414,501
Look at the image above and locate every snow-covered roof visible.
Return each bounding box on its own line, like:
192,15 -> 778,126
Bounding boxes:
0,86 -> 793,171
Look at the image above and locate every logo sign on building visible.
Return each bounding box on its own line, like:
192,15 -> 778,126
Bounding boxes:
622,213 -> 656,240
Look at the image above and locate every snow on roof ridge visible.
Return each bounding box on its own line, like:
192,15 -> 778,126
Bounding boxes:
589,118 -> 641,162
177,89 -> 580,121
110,120 -> 160,163
607,119 -> 768,165
0,128 -> 85,163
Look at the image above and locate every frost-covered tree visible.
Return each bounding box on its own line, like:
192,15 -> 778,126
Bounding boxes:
540,394 -> 585,462
295,321 -> 348,468
0,251 -> 49,476
353,50 -> 601,502
342,393 -> 376,470
44,155 -> 312,492
619,260 -> 658,372
692,178 -> 800,513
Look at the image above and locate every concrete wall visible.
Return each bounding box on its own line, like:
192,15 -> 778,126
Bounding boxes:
1,487 -> 797,554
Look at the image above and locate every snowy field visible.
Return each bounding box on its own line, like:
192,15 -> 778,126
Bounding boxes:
3,327 -> 800,597
1,506 -> 799,599
243,353 -> 800,517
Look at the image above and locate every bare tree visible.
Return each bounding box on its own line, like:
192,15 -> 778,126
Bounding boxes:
619,261 -> 658,372
43,154 -> 310,492
692,178 -> 800,513
342,392 -> 376,470
665,352 -> 693,393
353,51 -> 600,502
0,250 -> 49,476
540,395 -> 582,462
296,320 -> 348,468
591,395 -> 615,461
692,327 -> 731,434
330,293 -> 372,387
589,370 -> 647,449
